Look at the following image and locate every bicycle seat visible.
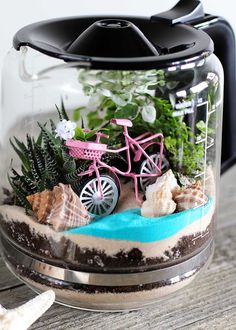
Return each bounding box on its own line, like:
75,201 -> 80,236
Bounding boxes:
111,118 -> 133,127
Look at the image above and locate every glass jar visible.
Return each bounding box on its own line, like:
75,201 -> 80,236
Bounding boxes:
0,44 -> 223,310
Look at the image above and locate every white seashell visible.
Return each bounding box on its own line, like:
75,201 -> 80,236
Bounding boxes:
141,200 -> 155,218
141,198 -> 176,218
141,181 -> 176,218
146,169 -> 180,200
27,183 -> 93,231
174,187 -> 208,211
0,290 -> 55,330
146,181 -> 172,202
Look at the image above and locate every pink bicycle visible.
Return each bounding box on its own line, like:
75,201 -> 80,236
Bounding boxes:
66,118 -> 169,216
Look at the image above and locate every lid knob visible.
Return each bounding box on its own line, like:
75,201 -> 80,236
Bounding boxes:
66,19 -> 159,57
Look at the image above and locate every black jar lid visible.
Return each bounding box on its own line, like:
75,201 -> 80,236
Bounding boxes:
13,0 -> 214,70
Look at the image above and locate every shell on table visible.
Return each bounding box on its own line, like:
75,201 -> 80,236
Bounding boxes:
0,290 -> 55,330
27,183 -> 93,231
146,169 -> 180,200
174,187 -> 208,211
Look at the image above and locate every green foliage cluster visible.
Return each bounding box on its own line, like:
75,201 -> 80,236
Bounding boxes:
9,106 -> 125,208
77,69 -> 209,176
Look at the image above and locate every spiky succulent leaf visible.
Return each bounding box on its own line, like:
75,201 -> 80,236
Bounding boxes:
10,138 -> 30,171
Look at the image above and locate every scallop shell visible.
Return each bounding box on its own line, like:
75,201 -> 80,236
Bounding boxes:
0,290 -> 55,330
174,187 -> 208,211
146,170 -> 180,199
27,183 -> 93,231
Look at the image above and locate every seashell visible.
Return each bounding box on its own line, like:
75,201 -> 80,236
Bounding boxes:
146,170 -> 180,199
190,180 -> 203,191
0,290 -> 55,330
146,181 -> 172,202
141,198 -> 176,218
174,187 -> 208,211
176,173 -> 195,188
27,183 -> 93,231
27,189 -> 54,223
142,181 -> 176,218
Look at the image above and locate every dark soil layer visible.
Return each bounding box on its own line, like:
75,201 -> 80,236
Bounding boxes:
0,214 -> 213,273
12,263 -> 202,294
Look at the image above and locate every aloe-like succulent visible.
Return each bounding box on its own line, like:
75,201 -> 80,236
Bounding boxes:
8,107 -> 82,208
8,105 -> 123,209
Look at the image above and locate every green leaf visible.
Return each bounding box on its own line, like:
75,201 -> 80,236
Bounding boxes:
73,107 -> 85,121
10,138 -> 30,171
114,103 -> 138,120
85,130 -> 97,140
74,127 -> 86,140
61,99 -> 69,121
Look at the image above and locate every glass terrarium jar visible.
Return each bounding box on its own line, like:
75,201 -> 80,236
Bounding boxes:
0,6 -> 225,311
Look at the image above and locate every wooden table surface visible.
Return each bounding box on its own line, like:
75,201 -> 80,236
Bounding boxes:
0,166 -> 236,330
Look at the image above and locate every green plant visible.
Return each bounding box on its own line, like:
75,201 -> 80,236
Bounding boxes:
77,69 -> 207,176
9,123 -> 75,208
9,105 -> 124,208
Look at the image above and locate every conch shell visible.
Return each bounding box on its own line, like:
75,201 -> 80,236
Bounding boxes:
141,182 -> 176,218
173,182 -> 208,211
146,169 -> 180,199
27,190 -> 53,223
27,183 -> 93,231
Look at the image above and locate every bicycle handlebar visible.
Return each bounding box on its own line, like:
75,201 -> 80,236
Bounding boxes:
96,132 -> 109,139
95,132 -> 110,143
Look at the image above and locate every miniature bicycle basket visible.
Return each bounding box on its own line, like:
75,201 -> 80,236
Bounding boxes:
66,139 -> 108,161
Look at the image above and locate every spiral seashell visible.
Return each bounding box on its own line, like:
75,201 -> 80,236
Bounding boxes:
142,181 -> 176,218
27,189 -> 53,223
146,170 -> 180,199
146,182 -> 172,202
174,187 -> 208,211
27,183 -> 93,231
141,198 -> 176,218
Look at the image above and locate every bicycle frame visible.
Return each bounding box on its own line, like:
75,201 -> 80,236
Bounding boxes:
75,125 -> 164,204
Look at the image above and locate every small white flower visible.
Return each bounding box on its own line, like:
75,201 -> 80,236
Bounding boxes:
141,105 -> 156,123
55,120 -> 77,140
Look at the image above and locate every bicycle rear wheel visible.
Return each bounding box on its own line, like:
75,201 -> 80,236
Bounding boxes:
139,153 -> 169,192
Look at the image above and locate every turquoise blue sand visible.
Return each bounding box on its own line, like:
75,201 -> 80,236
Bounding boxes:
66,198 -> 213,243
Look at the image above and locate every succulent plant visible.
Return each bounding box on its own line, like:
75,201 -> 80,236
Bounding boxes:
8,105 -> 123,209
8,106 -> 80,208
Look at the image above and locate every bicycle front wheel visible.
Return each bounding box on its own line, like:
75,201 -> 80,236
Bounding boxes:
79,175 -> 119,216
